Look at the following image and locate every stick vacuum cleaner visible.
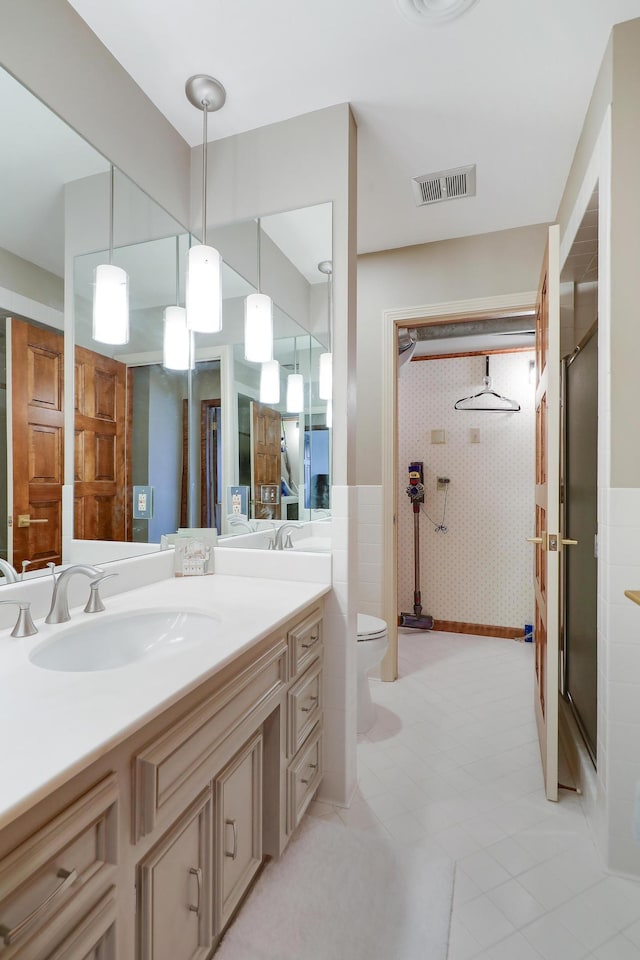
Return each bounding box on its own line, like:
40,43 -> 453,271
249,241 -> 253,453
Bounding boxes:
398,461 -> 434,630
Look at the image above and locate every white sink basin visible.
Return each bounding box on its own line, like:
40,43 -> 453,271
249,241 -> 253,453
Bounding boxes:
29,609 -> 219,672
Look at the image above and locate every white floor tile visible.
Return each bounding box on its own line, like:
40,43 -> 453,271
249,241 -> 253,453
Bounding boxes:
347,630 -> 640,960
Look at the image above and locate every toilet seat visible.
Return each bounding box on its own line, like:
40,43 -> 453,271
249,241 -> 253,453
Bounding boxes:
357,614 -> 388,641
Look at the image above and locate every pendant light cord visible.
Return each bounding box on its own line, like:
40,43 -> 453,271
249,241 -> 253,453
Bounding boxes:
109,164 -> 114,265
201,100 -> 208,246
175,234 -> 180,305
257,218 -> 262,294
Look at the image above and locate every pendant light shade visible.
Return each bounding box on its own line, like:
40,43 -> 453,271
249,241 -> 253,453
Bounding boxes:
93,165 -> 129,345
163,306 -> 192,370
244,219 -> 273,362
185,75 -> 226,335
286,373 -> 304,413
186,244 -> 222,332
245,293 -> 273,362
326,398 -> 332,429
93,264 -> 129,345
260,359 -> 280,403
318,351 -> 332,400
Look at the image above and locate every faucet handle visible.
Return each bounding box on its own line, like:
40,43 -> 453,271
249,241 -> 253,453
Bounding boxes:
46,562 -> 57,581
20,560 -> 32,581
0,601 -> 38,638
84,573 -> 118,614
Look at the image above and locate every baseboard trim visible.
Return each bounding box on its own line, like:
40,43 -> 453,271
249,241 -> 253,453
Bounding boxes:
433,620 -> 523,640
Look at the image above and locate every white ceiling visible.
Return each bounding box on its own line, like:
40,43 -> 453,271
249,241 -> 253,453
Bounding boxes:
67,0 -> 640,255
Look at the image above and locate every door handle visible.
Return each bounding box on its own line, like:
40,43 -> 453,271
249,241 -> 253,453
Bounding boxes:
17,515 -> 49,528
526,537 -> 543,544
188,867 -> 202,915
561,538 -> 578,546
225,819 -> 238,860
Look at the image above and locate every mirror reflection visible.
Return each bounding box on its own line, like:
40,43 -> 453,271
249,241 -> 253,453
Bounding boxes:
0,60 -> 332,578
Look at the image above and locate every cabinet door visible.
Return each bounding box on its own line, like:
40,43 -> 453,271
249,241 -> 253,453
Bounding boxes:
138,790 -> 212,960
215,733 -> 263,932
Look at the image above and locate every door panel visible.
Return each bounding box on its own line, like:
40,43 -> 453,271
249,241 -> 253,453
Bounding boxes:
251,401 -> 281,520
74,346 -> 127,541
533,225 -> 561,801
564,328 -> 598,760
11,318 -> 64,570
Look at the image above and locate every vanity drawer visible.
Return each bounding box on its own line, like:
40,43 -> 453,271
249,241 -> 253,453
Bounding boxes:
288,608 -> 322,677
287,656 -> 323,758
287,724 -> 323,834
0,775 -> 117,957
135,638 -> 287,840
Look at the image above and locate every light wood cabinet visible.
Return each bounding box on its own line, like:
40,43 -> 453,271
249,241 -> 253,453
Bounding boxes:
0,599 -> 324,960
137,790 -> 212,960
214,733 -> 262,931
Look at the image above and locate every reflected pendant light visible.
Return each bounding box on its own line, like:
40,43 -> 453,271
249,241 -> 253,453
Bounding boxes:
286,338 -> 304,413
326,398 -> 332,429
93,165 -> 129,345
185,75 -> 226,333
260,359 -> 280,403
163,306 -> 192,370
317,260 -> 332,400
245,219 -> 273,362
164,237 -> 192,370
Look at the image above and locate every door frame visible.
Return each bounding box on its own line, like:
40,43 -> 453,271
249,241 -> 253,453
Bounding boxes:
380,291 -> 537,681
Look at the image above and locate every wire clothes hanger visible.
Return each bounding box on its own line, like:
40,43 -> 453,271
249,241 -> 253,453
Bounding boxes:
454,355 -> 520,412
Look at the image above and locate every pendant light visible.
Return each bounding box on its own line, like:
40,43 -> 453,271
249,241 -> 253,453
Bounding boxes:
164,237 -> 193,370
260,359 -> 280,403
185,75 -> 225,333
317,260 -> 332,400
286,338 -> 304,413
93,165 -> 129,345
245,219 -> 273,362
326,398 -> 332,429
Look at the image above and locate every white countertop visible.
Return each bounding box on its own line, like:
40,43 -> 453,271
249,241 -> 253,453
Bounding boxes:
0,573 -> 329,831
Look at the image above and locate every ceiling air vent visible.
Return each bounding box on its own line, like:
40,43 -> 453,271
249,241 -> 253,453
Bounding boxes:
412,164 -> 476,206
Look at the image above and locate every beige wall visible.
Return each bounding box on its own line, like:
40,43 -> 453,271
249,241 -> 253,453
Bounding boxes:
356,223 -> 549,485
0,0 -> 191,229
0,247 -> 63,314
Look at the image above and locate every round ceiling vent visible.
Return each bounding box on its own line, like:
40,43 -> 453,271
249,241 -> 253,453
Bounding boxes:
395,0 -> 479,24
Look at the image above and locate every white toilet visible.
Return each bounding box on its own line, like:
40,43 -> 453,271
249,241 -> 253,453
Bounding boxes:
356,614 -> 389,735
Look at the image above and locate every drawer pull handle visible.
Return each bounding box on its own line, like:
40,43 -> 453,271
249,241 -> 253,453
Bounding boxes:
300,763 -> 319,785
301,695 -> 319,713
301,633 -> 319,649
225,819 -> 238,860
0,867 -> 77,946
188,867 -> 202,915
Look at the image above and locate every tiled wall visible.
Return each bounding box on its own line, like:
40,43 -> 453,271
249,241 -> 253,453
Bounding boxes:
357,486 -> 383,619
599,486 -> 640,876
397,352 -> 536,629
317,485 -> 358,808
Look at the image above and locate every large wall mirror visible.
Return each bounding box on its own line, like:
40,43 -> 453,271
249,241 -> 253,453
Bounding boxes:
0,62 -> 332,578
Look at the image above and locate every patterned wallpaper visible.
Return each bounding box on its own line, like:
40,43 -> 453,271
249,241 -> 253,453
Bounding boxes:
397,351 -> 536,629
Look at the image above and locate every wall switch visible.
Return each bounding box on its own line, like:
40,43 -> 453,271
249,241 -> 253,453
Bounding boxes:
430,429 -> 446,444
469,428 -> 481,443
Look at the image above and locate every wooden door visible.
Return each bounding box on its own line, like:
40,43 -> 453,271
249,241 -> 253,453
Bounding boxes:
138,790 -> 213,960
251,401 -> 281,520
532,224 -> 561,801
10,318 -> 64,571
74,346 -> 127,542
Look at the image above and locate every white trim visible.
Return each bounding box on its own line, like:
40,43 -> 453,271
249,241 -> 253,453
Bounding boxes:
0,286 -> 63,331
381,288 -> 538,682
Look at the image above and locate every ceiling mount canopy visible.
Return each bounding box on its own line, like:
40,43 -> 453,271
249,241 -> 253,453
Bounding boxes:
185,74 -> 226,112
396,0 -> 479,23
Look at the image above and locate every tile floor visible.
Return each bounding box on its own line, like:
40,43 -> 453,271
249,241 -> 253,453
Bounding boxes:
308,629 -> 640,959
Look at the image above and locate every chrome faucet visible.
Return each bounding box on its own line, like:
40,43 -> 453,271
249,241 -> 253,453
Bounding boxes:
45,564 -> 105,624
0,559 -> 19,584
271,523 -> 303,551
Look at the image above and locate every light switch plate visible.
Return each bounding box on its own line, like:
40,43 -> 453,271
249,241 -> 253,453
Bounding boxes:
430,429 -> 446,444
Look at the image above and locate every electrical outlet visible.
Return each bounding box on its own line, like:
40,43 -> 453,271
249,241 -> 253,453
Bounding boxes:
437,477 -> 450,490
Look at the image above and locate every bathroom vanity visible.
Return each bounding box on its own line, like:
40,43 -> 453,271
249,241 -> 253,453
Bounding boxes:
0,573 -> 327,959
